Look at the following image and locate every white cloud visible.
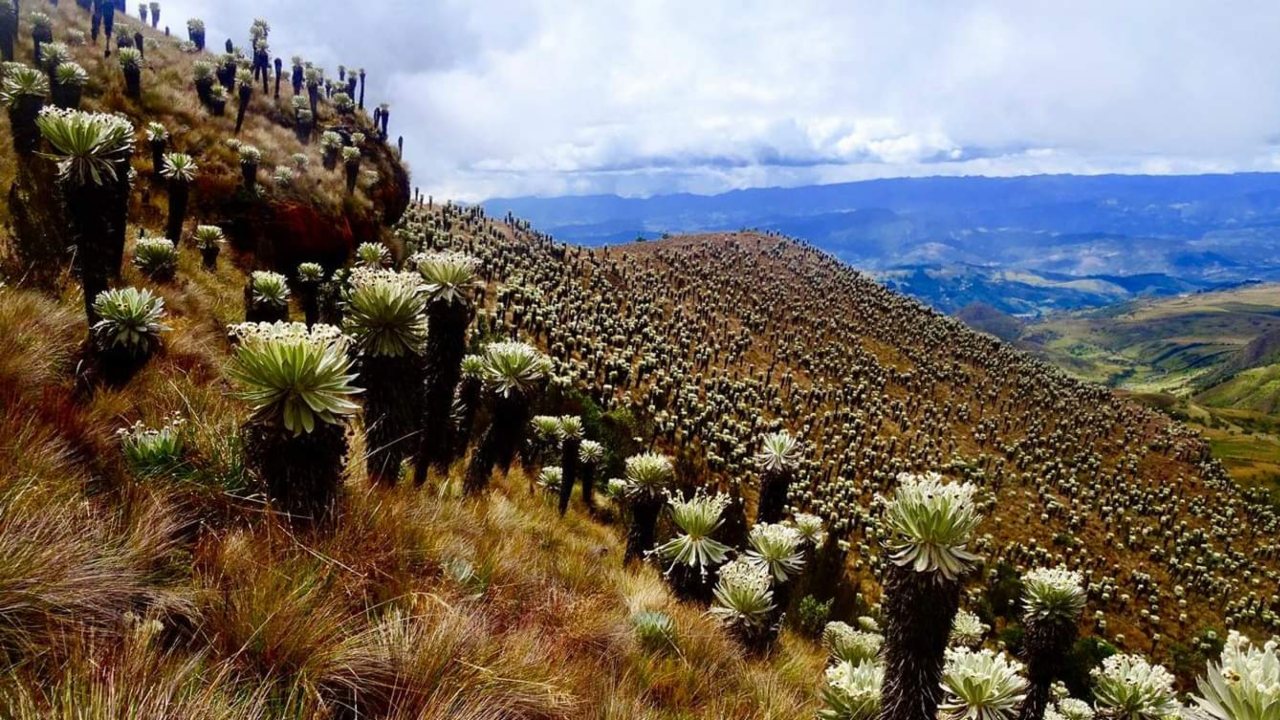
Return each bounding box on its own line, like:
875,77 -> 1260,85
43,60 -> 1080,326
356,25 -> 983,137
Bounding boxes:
153,0 -> 1280,201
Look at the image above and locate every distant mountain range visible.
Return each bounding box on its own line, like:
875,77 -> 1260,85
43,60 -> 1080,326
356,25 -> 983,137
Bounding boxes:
486,173 -> 1280,314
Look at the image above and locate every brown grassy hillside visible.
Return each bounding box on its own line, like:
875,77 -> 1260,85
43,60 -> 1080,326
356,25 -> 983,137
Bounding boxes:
1,0 -> 409,277
401,203 -> 1280,680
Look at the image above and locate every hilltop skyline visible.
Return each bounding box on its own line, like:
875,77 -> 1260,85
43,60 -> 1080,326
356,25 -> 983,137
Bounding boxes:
145,1 -> 1280,200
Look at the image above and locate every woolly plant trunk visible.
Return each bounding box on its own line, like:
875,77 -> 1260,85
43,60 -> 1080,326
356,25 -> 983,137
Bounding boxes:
297,280 -> 320,327
624,495 -> 663,563
792,531 -> 849,609
557,436 -> 580,515
209,95 -> 225,116
123,65 -> 140,98
200,244 -> 219,269
580,462 -> 597,510
241,162 -> 257,194
195,76 -> 212,105
234,84 -> 251,134
1016,618 -> 1079,720
879,563 -> 962,720
756,467 -> 792,525
719,486 -> 750,548
463,392 -> 531,495
106,169 -> 130,278
668,563 -> 717,604
149,138 -> 166,175
291,66 -> 302,95
414,299 -> 469,483
101,3 -> 115,47
318,281 -> 345,327
273,59 -> 282,98
362,353 -> 426,487
62,181 -> 116,323
0,14 -> 13,62
344,161 -> 358,194
165,179 -> 188,243
94,337 -> 153,385
450,375 -> 481,463
51,80 -> 81,109
244,420 -> 346,525
189,28 -> 203,50
32,26 -> 50,64
7,93 -> 44,155
322,146 -> 338,170
215,62 -> 234,92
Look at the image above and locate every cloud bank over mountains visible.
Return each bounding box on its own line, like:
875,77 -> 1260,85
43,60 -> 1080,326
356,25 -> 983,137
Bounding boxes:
160,0 -> 1280,200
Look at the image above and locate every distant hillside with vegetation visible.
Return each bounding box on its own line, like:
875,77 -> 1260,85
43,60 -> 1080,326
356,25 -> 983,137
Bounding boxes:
985,284 -> 1280,491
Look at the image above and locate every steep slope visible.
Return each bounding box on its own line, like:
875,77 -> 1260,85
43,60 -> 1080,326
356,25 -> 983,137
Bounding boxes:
0,1 -> 410,276
954,301 -> 1025,342
403,205 -> 1280,676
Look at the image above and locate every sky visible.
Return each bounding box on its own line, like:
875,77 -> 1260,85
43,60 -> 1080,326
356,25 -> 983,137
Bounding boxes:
154,0 -> 1280,202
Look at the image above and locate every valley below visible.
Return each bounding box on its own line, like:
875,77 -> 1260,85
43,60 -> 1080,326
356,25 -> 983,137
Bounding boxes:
959,284 -> 1280,491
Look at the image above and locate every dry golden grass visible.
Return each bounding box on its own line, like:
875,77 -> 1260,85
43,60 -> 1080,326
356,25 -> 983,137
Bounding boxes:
0,266 -> 825,718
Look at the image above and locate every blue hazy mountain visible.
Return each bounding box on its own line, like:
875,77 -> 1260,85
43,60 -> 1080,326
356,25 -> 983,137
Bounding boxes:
484,173 -> 1280,314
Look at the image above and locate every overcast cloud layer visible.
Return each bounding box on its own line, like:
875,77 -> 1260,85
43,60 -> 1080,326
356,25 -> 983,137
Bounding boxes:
156,0 -> 1280,201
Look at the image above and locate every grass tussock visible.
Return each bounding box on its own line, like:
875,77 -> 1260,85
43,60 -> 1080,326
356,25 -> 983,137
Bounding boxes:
0,284 -> 823,719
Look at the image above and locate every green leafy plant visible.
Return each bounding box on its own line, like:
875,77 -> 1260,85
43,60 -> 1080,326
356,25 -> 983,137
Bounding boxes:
0,65 -> 48,107
1191,631 -> 1279,720
940,648 -> 1028,720
823,621 -> 883,665
132,237 -> 178,280
652,489 -> 732,577
746,522 -> 805,583
949,609 -> 988,648
160,152 -> 197,182
1090,654 -> 1179,720
297,262 -> 325,283
1023,568 -> 1087,625
117,415 -> 187,477
355,242 -> 390,268
414,251 -> 479,304
880,472 -> 985,720
193,225 -> 225,251
631,610 -> 677,654
794,595 -> 833,638
342,269 -> 427,358
36,107 -> 134,185
226,322 -> 360,435
755,429 -> 800,523
622,451 -> 675,561
117,47 -> 142,70
708,557 -> 775,641
91,287 -> 168,356
884,472 -> 982,580
412,251 -> 482,481
343,269 -> 428,485
1019,567 -> 1088,720
820,660 -> 883,720
54,62 -> 87,87
249,271 -> 290,311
